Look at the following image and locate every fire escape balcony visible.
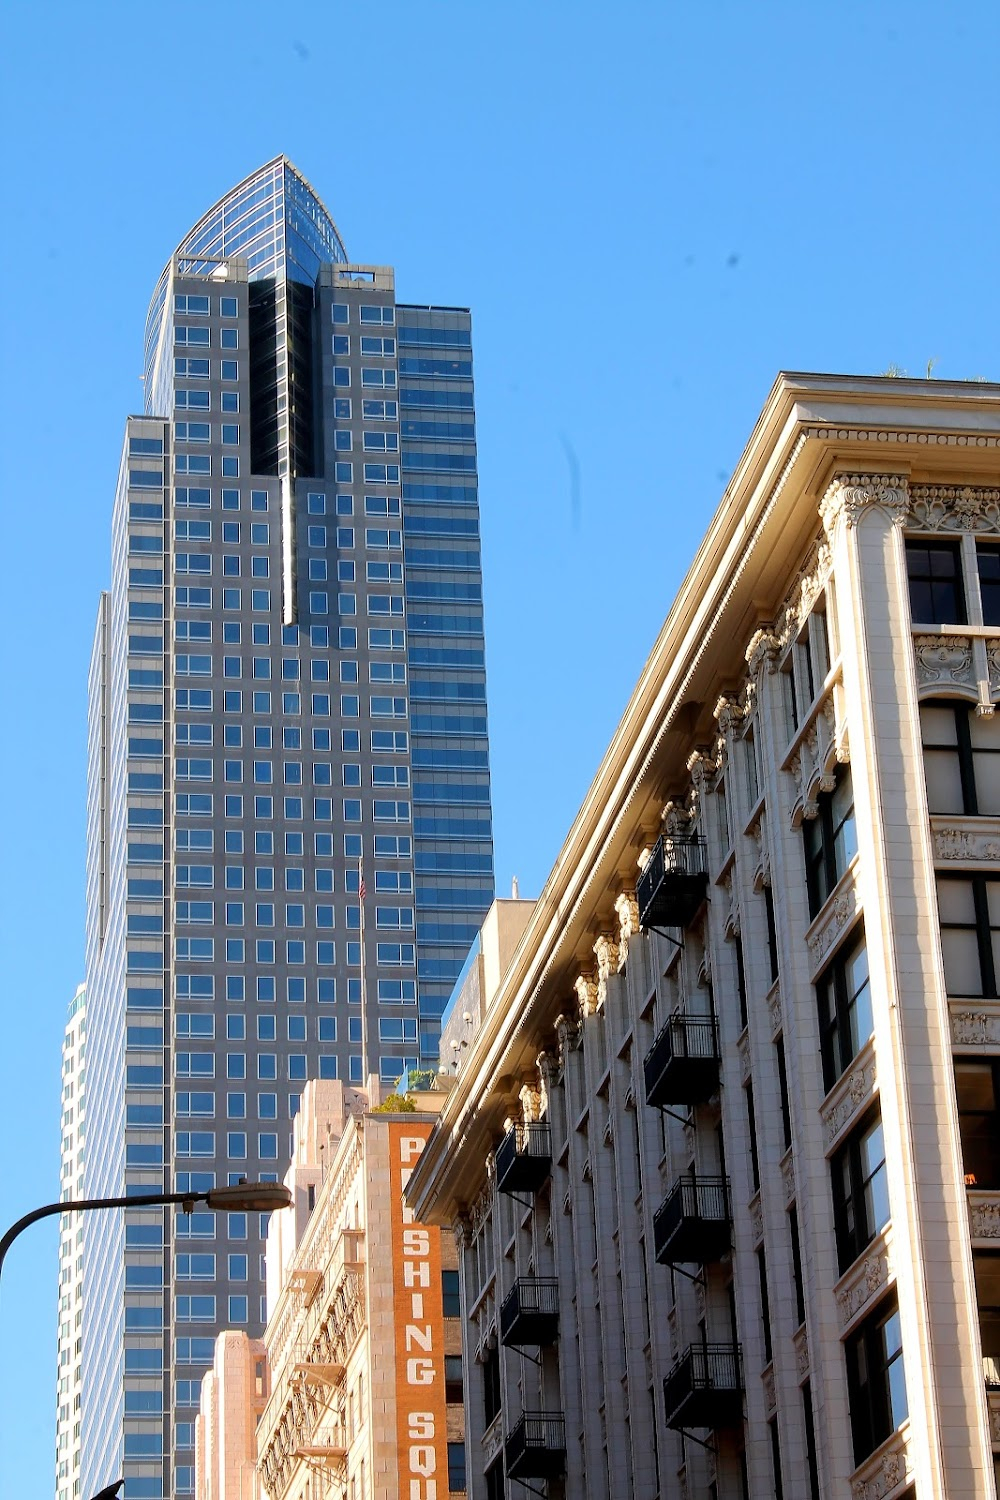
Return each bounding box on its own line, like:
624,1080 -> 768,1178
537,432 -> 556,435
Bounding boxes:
663,1343 -> 744,1431
495,1122 -> 552,1196
636,834 -> 709,932
500,1278 -> 560,1348
653,1175 -> 731,1266
504,1411 -> 567,1480
644,1015 -> 720,1108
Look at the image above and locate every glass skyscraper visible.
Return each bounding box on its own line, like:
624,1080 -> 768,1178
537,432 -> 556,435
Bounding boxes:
79,156 -> 494,1500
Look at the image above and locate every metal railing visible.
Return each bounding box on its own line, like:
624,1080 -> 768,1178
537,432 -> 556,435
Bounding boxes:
495,1122 -> 552,1183
505,1411 -> 566,1473
664,1343 -> 743,1426
654,1175 -> 730,1247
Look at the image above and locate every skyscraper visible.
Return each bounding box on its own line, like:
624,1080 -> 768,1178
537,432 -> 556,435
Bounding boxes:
79,157 -> 494,1500
55,984 -> 87,1500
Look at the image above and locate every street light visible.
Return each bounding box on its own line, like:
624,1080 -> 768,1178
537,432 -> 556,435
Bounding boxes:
2,1181 -> 292,1500
0,1179 -> 292,1286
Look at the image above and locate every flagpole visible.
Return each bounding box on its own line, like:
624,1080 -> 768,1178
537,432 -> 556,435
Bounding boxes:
358,854 -> 369,1094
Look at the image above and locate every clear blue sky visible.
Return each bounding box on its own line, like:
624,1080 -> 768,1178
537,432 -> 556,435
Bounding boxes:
1,0 -> 998,1489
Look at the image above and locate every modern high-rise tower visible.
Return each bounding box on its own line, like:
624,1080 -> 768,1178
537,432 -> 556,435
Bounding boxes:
79,156 -> 495,1500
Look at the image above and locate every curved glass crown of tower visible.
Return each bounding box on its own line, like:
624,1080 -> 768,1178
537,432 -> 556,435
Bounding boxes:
144,155 -> 348,405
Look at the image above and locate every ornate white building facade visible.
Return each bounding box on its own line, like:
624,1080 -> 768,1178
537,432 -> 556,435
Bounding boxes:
408,375 -> 1000,1500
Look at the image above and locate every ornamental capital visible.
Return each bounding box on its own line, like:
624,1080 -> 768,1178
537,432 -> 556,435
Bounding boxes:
820,472 -> 910,536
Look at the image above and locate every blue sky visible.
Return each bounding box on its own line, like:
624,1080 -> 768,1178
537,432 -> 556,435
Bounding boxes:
1,0 -> 998,1489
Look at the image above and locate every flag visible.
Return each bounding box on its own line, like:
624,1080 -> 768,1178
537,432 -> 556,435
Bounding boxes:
358,858 -> 366,902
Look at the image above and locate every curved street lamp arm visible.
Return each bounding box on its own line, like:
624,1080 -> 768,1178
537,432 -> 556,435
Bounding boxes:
0,1189 -> 205,1284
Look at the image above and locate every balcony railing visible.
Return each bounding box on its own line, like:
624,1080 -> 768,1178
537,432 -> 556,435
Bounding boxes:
644,1015 -> 720,1107
637,835 -> 708,931
495,1122 -> 552,1195
504,1411 -> 566,1480
500,1278 -> 560,1347
663,1343 -> 744,1431
653,1175 -> 731,1266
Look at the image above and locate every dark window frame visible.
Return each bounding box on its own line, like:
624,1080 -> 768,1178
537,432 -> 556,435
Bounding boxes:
845,1293 -> 907,1466
803,766 -> 857,918
954,1058 -> 1000,1189
831,1106 -> 889,1273
977,543 -> 1000,627
937,873 -> 1000,999
921,699 -> 1000,817
905,538 -> 967,625
816,927 -> 873,1092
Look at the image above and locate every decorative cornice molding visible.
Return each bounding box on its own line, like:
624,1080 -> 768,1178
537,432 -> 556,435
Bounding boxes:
821,472 -> 910,537
909,483 -> 1000,533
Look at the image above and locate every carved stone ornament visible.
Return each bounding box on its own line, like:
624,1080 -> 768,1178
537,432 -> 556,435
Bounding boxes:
594,934 -> 620,1008
989,1391 -> 1000,1445
987,640 -> 1000,697
820,472 -> 910,537
745,627 -> 782,678
761,1364 -> 776,1415
836,1239 -> 891,1329
686,747 -> 720,790
950,1005 -> 1000,1047
661,800 -> 694,838
453,1215 -> 472,1251
575,973 -> 599,1020
713,694 -> 746,737
793,1323 -> 810,1380
519,1081 -> 542,1123
780,1148 -> 795,1205
909,483 -> 1000,533
822,1048 -> 877,1147
737,1030 -> 751,1084
773,534 -> 834,646
615,890 -> 640,957
723,875 -> 740,938
749,1193 -> 764,1247
766,982 -> 782,1037
968,1192 -> 1000,1240
914,634 -> 974,690
933,823 -> 1000,863
850,1435 -> 912,1500
807,887 -> 857,967
554,1011 -> 581,1063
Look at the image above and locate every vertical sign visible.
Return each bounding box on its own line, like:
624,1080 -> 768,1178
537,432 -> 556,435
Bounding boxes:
389,1122 -> 449,1499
